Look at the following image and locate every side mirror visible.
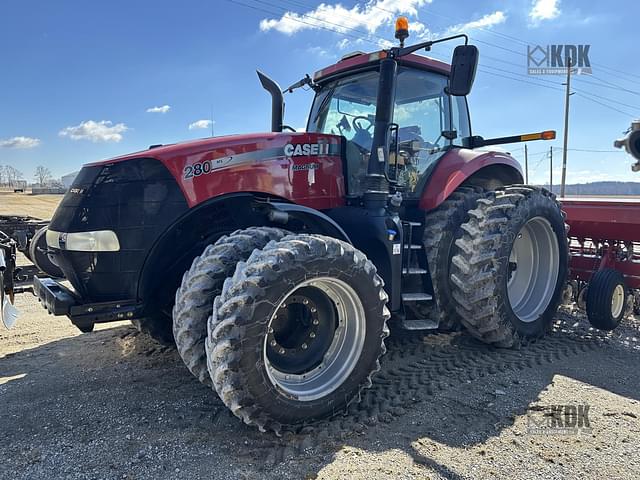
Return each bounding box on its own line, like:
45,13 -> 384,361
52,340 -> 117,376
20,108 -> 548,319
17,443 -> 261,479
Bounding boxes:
448,45 -> 479,96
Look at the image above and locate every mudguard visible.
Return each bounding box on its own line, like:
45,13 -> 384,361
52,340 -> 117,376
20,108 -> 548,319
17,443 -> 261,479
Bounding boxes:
420,148 -> 524,211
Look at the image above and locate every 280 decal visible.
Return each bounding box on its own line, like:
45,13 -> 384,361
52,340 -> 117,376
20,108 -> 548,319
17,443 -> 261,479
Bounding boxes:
183,157 -> 233,179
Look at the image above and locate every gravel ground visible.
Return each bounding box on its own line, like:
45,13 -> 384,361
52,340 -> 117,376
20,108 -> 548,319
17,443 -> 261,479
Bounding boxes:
1,291 -> 639,480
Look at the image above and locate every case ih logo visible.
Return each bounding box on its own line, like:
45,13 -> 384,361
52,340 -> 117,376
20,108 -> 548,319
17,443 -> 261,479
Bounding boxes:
284,143 -> 331,157
527,44 -> 592,75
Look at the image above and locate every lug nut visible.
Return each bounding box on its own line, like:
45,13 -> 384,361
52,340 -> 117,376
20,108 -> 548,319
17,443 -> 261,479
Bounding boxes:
270,340 -> 277,347
303,299 -> 309,305
279,348 -> 285,354
313,319 -> 319,325
309,332 -> 316,338
310,307 -> 317,313
301,343 -> 308,350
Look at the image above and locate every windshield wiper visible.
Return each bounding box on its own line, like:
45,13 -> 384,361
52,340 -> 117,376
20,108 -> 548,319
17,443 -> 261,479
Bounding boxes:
312,87 -> 336,124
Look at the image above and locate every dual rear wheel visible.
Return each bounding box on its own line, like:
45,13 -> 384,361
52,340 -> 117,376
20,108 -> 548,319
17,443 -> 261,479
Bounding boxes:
175,232 -> 389,432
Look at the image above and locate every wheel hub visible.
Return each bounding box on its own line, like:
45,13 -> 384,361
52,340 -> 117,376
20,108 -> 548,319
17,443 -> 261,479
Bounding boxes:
507,217 -> 560,323
611,284 -> 625,318
266,288 -> 336,375
263,277 -> 366,402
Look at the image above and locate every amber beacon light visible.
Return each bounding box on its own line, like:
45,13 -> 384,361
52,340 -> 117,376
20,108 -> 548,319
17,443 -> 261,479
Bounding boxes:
395,16 -> 409,47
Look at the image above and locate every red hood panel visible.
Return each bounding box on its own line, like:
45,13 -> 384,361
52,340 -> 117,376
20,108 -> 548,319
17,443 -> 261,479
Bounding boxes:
88,132 -> 346,210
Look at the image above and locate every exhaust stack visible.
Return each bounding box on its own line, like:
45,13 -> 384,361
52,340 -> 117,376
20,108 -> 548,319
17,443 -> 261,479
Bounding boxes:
257,71 -> 284,133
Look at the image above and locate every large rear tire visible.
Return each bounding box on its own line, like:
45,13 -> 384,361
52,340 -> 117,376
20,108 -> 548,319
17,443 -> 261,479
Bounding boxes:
172,227 -> 289,385
205,234 -> 390,433
423,186 -> 484,330
450,186 -> 569,347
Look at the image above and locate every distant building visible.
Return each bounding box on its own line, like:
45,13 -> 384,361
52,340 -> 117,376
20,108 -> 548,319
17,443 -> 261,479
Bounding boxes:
61,171 -> 79,189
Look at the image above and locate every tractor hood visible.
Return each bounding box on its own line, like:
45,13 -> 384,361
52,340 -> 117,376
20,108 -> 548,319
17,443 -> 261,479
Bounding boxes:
86,132 -> 345,209
87,132 -> 302,167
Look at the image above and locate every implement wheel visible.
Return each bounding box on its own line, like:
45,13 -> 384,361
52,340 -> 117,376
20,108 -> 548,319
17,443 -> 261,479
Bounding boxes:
206,234 -> 389,433
450,186 -> 569,347
586,269 -> 628,331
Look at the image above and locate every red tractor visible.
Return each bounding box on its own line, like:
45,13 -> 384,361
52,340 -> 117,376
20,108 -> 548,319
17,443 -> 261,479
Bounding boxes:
34,21 -> 568,432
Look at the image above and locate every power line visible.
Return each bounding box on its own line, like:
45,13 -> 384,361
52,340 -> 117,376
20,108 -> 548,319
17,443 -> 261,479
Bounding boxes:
221,0 -> 379,44
574,92 -> 637,118
250,0 -> 391,45
574,75 -> 640,97
571,86 -> 640,111
477,68 -> 564,92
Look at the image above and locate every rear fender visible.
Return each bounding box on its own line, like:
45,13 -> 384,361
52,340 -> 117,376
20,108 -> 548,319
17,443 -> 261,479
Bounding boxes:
419,149 -> 523,211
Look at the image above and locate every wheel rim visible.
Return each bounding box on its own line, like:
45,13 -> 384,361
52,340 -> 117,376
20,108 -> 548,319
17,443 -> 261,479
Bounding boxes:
264,277 -> 366,402
507,217 -> 560,323
611,284 -> 625,318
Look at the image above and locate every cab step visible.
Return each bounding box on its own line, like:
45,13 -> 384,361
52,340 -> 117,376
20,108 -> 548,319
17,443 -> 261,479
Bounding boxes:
401,292 -> 433,302
399,318 -> 439,330
402,267 -> 428,275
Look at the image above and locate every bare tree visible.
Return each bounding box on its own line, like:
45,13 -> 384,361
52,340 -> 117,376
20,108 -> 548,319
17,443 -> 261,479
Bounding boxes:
34,165 -> 53,186
4,165 -> 24,187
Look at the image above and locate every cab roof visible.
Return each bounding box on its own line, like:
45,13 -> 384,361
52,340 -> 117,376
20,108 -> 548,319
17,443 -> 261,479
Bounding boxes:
313,50 -> 451,83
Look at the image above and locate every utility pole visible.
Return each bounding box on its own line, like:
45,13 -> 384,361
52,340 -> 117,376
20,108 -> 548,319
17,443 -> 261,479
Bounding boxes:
561,57 -> 573,198
524,144 -> 529,184
549,146 -> 553,193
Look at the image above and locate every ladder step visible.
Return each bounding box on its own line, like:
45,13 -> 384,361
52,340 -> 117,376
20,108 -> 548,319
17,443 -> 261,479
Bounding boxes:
404,221 -> 422,227
402,292 -> 433,302
399,318 -> 439,330
404,244 -> 422,250
402,267 -> 428,275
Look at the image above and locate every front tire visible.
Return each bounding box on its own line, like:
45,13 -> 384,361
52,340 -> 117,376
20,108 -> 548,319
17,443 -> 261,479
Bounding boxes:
450,186 -> 569,347
206,234 -> 390,433
172,227 -> 289,385
586,269 -> 627,331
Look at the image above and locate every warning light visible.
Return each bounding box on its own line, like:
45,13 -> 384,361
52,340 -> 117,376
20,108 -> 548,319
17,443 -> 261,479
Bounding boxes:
542,130 -> 556,140
395,17 -> 409,47
521,131 -> 557,142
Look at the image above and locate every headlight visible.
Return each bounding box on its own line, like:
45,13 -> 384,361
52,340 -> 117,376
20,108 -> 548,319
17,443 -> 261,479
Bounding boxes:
46,230 -> 120,252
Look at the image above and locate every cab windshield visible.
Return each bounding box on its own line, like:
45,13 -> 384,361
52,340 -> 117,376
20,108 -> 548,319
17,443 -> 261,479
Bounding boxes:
307,67 -> 470,195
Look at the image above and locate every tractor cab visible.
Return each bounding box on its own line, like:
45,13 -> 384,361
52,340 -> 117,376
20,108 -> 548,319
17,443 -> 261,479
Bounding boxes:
307,52 -> 471,197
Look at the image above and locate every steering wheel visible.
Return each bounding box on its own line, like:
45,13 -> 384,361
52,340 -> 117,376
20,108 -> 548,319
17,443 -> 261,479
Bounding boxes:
353,116 -> 374,133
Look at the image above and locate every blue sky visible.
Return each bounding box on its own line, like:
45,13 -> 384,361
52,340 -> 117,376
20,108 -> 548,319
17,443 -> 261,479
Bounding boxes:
1,0 -> 638,185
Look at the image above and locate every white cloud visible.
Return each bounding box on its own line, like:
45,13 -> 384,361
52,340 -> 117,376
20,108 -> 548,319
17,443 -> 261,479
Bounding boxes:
336,38 -> 351,50
445,11 -> 506,35
529,0 -> 560,22
59,120 -> 128,143
260,0 -> 431,38
188,119 -> 213,130
0,136 -> 41,149
307,46 -> 330,58
146,105 -> 171,114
